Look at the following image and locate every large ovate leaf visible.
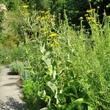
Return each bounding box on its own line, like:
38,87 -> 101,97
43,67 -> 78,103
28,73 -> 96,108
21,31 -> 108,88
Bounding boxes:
42,56 -> 51,67
40,45 -> 45,54
46,81 -> 57,92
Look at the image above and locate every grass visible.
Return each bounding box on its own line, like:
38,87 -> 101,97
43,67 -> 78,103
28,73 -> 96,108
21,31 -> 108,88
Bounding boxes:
2,10 -> 22,35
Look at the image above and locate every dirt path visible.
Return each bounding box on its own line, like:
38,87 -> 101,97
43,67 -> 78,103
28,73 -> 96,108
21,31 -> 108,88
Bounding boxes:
0,66 -> 23,110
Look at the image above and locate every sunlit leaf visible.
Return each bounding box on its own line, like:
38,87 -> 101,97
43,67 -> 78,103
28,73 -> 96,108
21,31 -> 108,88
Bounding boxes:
88,106 -> 93,110
46,81 -> 57,92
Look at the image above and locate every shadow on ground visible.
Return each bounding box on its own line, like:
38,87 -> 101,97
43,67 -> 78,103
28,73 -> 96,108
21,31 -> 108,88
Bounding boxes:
5,66 -> 9,68
7,72 -> 18,75
0,97 -> 23,110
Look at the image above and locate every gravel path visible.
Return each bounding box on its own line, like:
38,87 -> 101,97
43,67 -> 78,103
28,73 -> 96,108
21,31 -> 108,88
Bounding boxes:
0,66 -> 23,110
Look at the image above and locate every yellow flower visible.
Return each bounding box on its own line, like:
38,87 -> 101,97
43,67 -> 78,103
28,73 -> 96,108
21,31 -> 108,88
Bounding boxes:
93,26 -> 96,28
51,44 -> 54,47
26,13 -> 30,15
45,31 -> 49,34
86,8 -> 95,13
37,16 -> 41,19
21,11 -> 26,14
73,43 -> 76,46
56,42 -> 59,45
45,14 -> 50,19
91,8 -> 96,11
49,33 -> 57,37
51,18 -> 56,21
41,11 -> 45,13
45,11 -> 49,14
46,24 -> 50,27
47,39 -> 51,41
96,24 -> 99,26
86,17 -> 93,20
40,28 -> 44,31
23,5 -> 29,8
86,10 -> 91,13
41,17 -> 45,20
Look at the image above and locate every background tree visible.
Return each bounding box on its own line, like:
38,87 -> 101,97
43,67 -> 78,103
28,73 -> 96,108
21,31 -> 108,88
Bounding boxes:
21,0 -> 110,26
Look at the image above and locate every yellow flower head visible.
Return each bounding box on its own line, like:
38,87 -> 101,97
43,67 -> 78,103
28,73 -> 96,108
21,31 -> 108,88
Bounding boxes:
46,24 -> 50,27
51,18 -> 56,21
51,44 -> 54,47
41,11 -> 45,13
96,24 -> 99,26
47,39 -> 51,41
26,13 -> 30,15
45,31 -> 49,34
40,28 -> 44,31
86,10 -> 91,13
56,42 -> 59,45
73,43 -> 76,46
37,16 -> 41,19
86,17 -> 93,20
21,11 -> 26,14
86,8 -> 95,13
49,33 -> 57,37
41,17 -> 45,20
23,5 -> 29,8
91,8 -> 96,11
45,14 -> 50,19
45,11 -> 49,14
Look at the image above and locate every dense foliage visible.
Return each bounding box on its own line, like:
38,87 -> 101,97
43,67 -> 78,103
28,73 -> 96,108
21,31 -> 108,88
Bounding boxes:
0,0 -> 110,110
9,61 -> 24,75
22,0 -> 110,25
1,0 -> 110,25
0,11 -> 3,37
0,0 -> 21,11
20,9 -> 110,110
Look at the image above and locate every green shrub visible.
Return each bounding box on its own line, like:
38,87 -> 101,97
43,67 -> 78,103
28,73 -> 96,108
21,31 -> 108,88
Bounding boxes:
9,61 -> 24,75
0,0 -> 22,11
0,47 -> 11,64
23,80 -> 47,110
0,11 -> 3,37
10,46 -> 26,62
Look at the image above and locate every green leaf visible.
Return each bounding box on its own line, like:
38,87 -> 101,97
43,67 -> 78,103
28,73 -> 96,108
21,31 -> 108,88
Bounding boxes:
46,65 -> 53,76
38,91 -> 42,97
88,106 -> 93,110
53,69 -> 56,79
74,98 -> 84,103
74,98 -> 90,105
40,107 -> 48,110
42,56 -> 51,67
46,81 -> 57,92
106,3 -> 110,8
40,45 -> 45,53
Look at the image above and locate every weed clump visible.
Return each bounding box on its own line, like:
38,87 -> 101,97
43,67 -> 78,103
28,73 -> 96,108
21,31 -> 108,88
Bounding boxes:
9,61 -> 24,75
